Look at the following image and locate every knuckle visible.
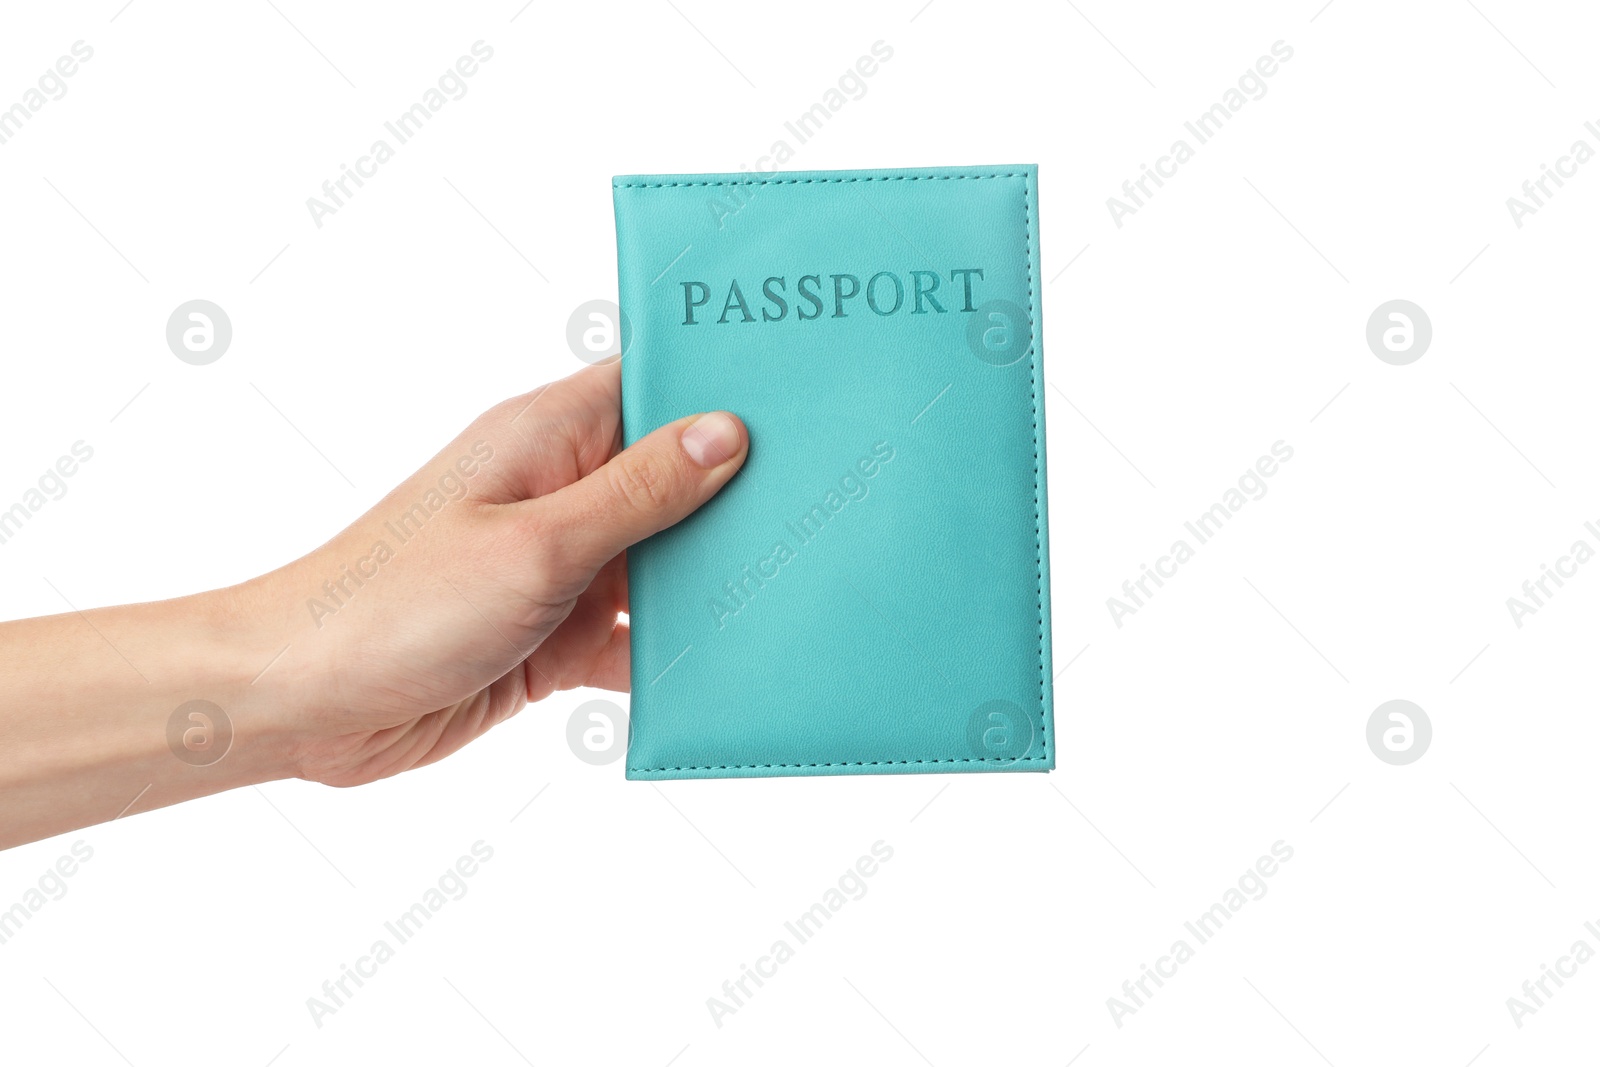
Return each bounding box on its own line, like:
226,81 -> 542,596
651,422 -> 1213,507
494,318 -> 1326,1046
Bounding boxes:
609,450 -> 676,512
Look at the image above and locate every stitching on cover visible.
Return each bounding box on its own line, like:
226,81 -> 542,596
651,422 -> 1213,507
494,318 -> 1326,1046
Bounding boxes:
1022,169 -> 1048,767
623,169 -> 1049,773
635,756 -> 1050,772
613,174 -> 1029,188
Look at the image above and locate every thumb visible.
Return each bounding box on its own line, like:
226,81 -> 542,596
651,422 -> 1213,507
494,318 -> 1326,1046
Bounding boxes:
531,411 -> 748,577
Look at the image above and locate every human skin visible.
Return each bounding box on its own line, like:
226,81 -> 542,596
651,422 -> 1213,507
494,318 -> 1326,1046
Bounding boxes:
0,360 -> 747,850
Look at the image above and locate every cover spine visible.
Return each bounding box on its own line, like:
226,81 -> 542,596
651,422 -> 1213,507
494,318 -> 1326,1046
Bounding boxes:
612,184 -> 647,450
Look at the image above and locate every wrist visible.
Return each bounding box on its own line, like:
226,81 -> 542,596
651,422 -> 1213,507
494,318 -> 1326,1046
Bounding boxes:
177,582 -> 304,784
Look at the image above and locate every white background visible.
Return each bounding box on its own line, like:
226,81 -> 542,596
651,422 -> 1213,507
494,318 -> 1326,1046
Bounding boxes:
1,1 -> 1597,1063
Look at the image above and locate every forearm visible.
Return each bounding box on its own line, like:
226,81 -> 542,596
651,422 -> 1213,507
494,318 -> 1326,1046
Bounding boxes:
0,585 -> 301,849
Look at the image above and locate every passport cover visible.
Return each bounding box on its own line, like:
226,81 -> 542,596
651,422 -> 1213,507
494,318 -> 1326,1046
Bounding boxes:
613,163 -> 1052,780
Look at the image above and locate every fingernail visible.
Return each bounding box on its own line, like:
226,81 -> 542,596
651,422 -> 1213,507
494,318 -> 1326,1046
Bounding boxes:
681,412 -> 740,468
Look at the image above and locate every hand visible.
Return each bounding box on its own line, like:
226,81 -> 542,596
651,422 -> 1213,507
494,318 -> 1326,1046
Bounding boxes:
0,360 -> 748,848
263,359 -> 747,786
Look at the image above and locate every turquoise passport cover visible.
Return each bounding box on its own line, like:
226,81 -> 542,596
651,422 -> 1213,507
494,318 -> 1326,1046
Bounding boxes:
613,163 -> 1052,780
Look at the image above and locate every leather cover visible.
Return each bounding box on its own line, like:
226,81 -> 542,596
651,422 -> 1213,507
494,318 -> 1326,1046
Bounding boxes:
613,163 -> 1052,780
